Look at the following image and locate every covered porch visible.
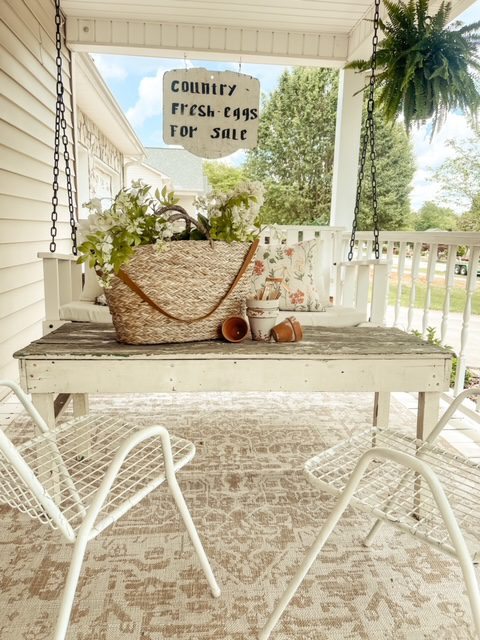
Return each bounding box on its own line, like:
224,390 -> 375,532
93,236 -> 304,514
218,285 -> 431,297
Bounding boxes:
1,0 -> 480,638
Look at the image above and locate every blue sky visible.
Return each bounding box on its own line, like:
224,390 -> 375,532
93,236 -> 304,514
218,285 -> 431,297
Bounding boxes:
91,1 -> 480,212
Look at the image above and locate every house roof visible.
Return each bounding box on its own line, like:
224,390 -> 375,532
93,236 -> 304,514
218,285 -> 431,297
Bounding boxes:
144,148 -> 207,193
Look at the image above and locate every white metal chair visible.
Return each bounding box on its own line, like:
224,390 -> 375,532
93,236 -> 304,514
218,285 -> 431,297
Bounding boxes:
259,387 -> 480,639
0,380 -> 220,640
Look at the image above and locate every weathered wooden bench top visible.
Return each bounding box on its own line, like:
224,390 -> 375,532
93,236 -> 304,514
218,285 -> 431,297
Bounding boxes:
13,322 -> 452,361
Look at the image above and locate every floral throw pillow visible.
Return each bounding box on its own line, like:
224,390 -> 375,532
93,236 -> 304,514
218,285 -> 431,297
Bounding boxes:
251,239 -> 325,311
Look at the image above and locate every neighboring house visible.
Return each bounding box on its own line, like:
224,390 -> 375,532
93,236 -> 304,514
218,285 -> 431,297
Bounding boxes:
0,0 -> 143,389
75,53 -> 144,218
139,148 -> 209,213
125,161 -> 173,199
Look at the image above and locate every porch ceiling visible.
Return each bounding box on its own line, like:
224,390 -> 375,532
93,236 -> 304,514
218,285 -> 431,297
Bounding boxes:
62,0 -> 477,66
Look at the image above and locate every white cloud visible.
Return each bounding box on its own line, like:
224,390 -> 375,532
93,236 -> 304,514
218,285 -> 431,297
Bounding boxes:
215,149 -> 246,166
125,59 -> 195,129
90,54 -> 128,81
126,68 -> 166,128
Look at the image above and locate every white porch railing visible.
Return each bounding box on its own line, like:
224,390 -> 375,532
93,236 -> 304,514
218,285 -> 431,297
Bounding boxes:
344,230 -> 480,401
267,227 -> 480,402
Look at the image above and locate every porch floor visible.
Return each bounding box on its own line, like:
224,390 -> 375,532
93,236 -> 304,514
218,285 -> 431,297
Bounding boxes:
0,390 -> 478,639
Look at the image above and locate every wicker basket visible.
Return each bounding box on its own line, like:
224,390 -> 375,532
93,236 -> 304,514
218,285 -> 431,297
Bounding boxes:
104,240 -> 257,344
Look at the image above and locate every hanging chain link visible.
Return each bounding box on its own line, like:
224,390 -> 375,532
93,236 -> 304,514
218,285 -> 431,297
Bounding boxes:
348,0 -> 381,261
50,0 -> 77,255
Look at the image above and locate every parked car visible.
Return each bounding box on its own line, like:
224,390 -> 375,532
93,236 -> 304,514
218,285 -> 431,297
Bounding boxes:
454,260 -> 480,277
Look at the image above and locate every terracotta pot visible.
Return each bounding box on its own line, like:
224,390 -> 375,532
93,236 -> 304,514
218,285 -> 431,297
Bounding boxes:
245,298 -> 280,342
221,316 -> 249,343
271,316 -> 303,342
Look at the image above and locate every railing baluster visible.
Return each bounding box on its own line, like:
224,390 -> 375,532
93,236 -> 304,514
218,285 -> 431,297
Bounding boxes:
441,245 -> 457,345
454,245 -> 480,395
422,243 -> 438,337
394,242 -> 407,328
407,243 -> 421,332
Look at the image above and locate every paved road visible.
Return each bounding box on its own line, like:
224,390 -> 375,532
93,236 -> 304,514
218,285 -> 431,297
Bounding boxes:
385,306 -> 480,368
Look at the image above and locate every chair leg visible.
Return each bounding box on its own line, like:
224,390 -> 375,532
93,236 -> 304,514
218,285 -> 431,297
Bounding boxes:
364,468 -> 414,547
457,553 -> 480,639
363,518 -> 384,547
258,483 -> 359,640
431,491 -> 480,637
167,474 -> 221,598
54,538 -> 88,640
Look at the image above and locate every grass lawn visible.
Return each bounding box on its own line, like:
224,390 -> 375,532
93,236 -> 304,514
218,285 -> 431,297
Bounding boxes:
388,281 -> 480,314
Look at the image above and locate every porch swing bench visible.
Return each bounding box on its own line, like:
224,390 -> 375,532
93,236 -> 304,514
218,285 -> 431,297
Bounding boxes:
38,226 -> 390,335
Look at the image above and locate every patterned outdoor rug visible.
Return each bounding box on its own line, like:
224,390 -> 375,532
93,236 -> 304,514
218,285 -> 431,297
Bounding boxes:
0,391 -> 476,639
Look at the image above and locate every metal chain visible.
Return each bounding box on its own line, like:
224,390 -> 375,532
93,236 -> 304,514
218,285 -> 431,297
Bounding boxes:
348,0 -> 381,261
50,0 -> 77,255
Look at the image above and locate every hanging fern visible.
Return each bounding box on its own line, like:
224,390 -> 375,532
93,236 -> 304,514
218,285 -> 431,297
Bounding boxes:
348,0 -> 480,136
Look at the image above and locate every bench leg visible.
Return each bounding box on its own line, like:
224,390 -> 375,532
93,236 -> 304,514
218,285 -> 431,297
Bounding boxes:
72,394 -> 91,460
31,393 -> 60,498
373,392 -> 390,427
417,391 -> 440,440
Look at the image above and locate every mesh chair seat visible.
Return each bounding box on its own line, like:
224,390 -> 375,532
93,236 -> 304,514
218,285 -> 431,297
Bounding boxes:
0,415 -> 194,537
305,428 -> 480,558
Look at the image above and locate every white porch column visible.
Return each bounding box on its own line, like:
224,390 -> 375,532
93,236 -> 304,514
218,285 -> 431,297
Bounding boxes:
330,68 -> 365,228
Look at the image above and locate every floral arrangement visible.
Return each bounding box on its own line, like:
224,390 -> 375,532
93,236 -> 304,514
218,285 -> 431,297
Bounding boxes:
194,181 -> 264,244
78,179 -> 264,287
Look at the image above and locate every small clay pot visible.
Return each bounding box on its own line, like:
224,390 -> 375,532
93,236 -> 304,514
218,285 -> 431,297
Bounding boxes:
271,316 -> 303,342
221,316 -> 249,343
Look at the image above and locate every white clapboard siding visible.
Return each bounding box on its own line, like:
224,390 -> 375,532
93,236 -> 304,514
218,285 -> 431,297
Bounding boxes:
0,220 -> 72,244
0,0 -> 75,384
1,96 -> 55,148
0,281 -> 45,321
0,324 -> 43,376
0,194 -> 72,223
0,241 -> 53,270
0,301 -> 45,346
0,262 -> 44,295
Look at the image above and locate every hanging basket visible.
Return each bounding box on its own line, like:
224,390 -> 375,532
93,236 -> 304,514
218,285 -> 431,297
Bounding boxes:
104,240 -> 258,344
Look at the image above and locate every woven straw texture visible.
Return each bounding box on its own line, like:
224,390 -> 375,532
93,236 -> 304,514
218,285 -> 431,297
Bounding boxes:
105,241 -> 254,344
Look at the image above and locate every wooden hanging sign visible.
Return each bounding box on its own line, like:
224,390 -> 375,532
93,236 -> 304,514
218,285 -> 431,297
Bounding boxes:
163,68 -> 260,159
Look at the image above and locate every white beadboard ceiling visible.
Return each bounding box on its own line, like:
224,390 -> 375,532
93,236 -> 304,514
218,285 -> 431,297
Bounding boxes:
63,0 -> 373,34
62,0 -> 477,63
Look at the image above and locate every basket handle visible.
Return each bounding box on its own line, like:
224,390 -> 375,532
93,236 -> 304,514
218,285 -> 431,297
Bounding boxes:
116,239 -> 260,324
156,205 -> 211,242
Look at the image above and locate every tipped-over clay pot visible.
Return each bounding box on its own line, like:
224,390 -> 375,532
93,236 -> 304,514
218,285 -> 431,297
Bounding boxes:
271,316 -> 303,342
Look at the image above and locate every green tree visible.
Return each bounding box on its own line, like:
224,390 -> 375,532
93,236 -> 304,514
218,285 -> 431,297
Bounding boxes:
412,201 -> 458,231
357,112 -> 415,230
204,161 -> 246,194
245,67 -> 415,229
245,68 -> 338,225
433,132 -> 480,212
458,194 -> 480,232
